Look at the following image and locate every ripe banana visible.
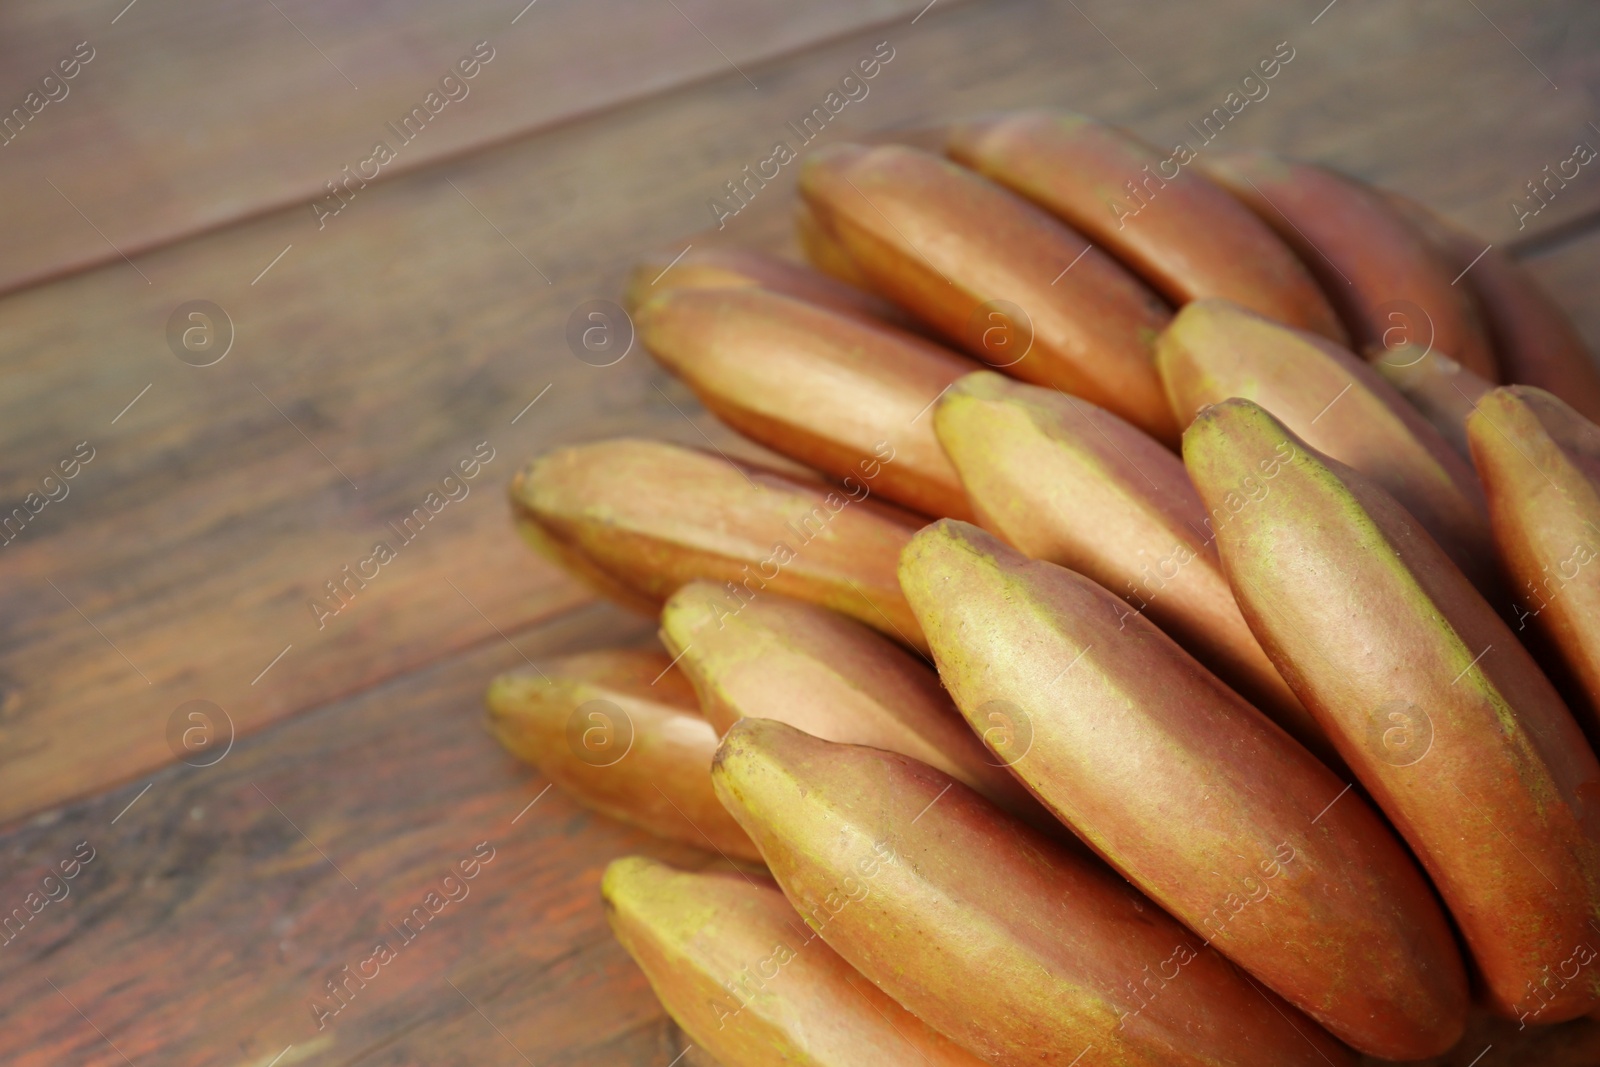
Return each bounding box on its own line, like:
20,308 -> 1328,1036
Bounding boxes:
486,650 -> 761,861
1185,398 -> 1600,1023
634,286 -> 976,519
947,110 -> 1346,341
512,439 -> 926,650
1203,152 -> 1498,380
798,142 -> 1179,444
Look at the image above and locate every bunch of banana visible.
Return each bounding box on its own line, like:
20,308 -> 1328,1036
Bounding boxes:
490,110 -> 1600,1065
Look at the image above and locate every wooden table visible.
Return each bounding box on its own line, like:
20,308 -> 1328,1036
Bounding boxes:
2,1 -> 1598,1063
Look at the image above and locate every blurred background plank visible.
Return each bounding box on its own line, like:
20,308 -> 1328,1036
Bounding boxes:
0,0 -> 934,295
1,0 -> 1595,297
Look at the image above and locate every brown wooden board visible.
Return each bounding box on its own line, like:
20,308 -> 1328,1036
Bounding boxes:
0,0 -> 936,296
4,0 -> 1597,296
0,602 -> 734,1067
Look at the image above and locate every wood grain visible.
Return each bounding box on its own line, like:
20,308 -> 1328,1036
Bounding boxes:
0,0 -> 935,296
0,602 -> 730,1067
4,0 -> 1597,296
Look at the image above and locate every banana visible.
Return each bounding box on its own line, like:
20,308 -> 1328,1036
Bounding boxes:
1371,343 -> 1493,458
1184,398 -> 1600,1023
602,857 -> 986,1066
622,246 -> 908,328
795,200 -> 876,290
899,519 -> 1467,1059
1385,192 -> 1600,422
798,142 -> 1179,444
511,439 -> 926,650
1203,152 -> 1498,380
712,718 -> 1354,1067
513,515 -> 663,616
1157,298 -> 1496,590
658,581 -> 1056,831
1352,1008 -> 1600,1067
486,650 -> 761,861
947,110 -> 1346,340
1468,386 -> 1600,745
932,370 -> 1332,761
634,286 -> 976,519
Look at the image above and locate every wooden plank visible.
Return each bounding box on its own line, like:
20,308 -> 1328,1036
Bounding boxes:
3,0 -> 1599,828
3,0 -> 1595,297
0,0 -> 934,295
0,602 -> 727,1067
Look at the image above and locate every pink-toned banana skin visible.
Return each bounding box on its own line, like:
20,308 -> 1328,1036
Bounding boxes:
1203,151 -> 1498,381
659,581 -> 1056,833
511,438 -> 927,651
1371,344 -> 1493,459
623,244 -> 918,332
933,370 -> 1334,764
900,519 -> 1467,1059
798,142 -> 1180,445
603,857 -> 986,1066
1186,398 -> 1600,1023
713,718 -> 1355,1067
1157,298 -> 1498,593
635,286 -> 977,519
1384,192 -> 1600,423
486,650 -> 762,861
947,110 -> 1347,342
1469,386 -> 1600,746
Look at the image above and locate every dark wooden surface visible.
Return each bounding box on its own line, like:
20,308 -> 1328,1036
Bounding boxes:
2,1 -> 1600,1063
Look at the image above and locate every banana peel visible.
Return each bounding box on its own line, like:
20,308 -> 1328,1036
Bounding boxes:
659,581 -> 1056,832
1384,191 -> 1600,422
1469,386 -> 1600,746
1184,398 -> 1600,1023
634,286 -> 976,519
511,439 -> 927,652
933,370 -> 1332,762
1203,151 -> 1498,381
623,246 -> 906,328
486,650 -> 761,862
796,199 -> 876,291
899,519 -> 1468,1059
948,110 -> 1346,341
1371,343 -> 1493,459
1157,298 -> 1496,591
798,142 -> 1179,444
712,718 -> 1354,1067
602,856 -> 985,1066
